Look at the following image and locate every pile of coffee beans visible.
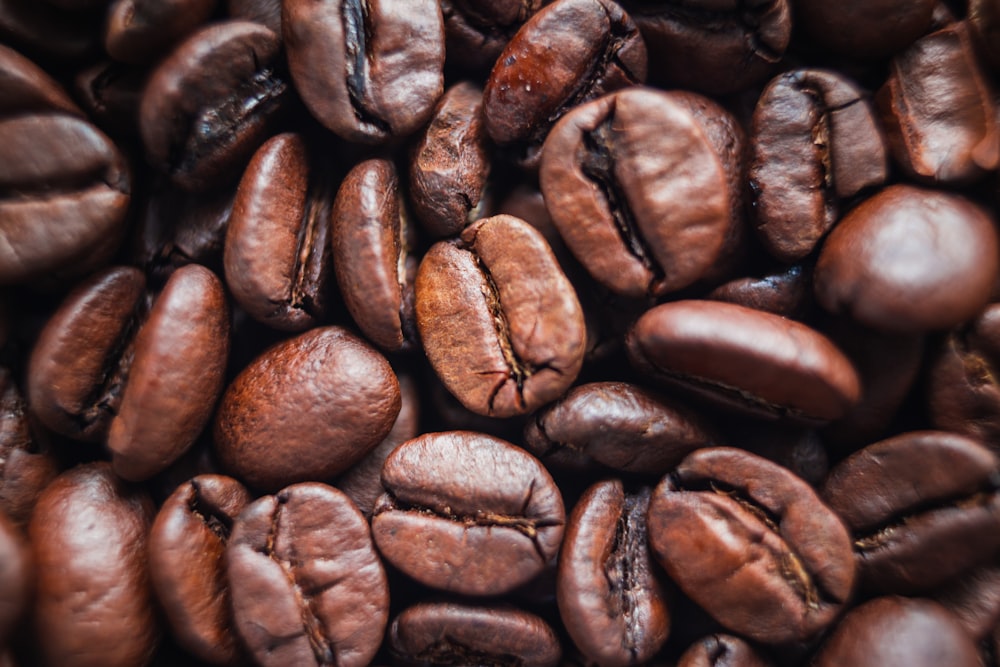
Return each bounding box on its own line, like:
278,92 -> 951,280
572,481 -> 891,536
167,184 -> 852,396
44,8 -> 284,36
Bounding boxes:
2,0 -> 1000,665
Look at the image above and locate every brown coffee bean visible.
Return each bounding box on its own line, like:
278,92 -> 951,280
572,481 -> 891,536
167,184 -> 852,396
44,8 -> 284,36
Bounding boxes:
676,634 -> 773,667
441,0 -> 544,71
877,22 -> 1000,185
0,367 -> 57,528
626,300 -> 861,423
814,185 -> 998,333
540,87 -> 741,299
483,0 -> 646,164
139,20 -> 287,191
792,0 -> 935,59
371,431 -> 565,596
416,214 -> 585,418
707,263 -> 812,319
104,0 -> 217,64
822,430 -> 1000,594
408,81 -> 492,239
933,564 -> 1000,641
29,462 -> 158,667
557,480 -> 669,666
227,482 -> 388,667
0,43 -> 81,116
971,0 -> 1000,72
227,0 -> 280,34
523,381 -> 718,475
283,0 -> 444,144
213,326 -> 401,491
0,510 -> 30,647
73,60 -> 145,139
331,158 -> 419,352
750,69 -> 888,262
388,602 -> 562,667
225,132 -> 336,331
647,448 -> 855,644
812,596 -> 981,667
148,474 -> 250,665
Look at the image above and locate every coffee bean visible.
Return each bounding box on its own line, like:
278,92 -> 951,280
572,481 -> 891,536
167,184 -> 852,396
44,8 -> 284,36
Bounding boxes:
0,367 -> 57,528
647,447 -> 855,644
104,0 -> 217,64
971,0 -> 1000,72
792,0 -> 935,59
148,474 -> 250,665
707,264 -> 812,319
371,431 -> 565,596
558,480 -> 669,666
227,0 -> 280,34
676,634 -> 773,667
416,214 -> 585,417
0,510 -> 30,647
228,482 -> 388,667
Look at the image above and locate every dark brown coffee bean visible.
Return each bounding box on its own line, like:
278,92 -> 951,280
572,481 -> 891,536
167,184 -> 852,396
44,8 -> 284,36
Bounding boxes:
483,0 -> 646,164
750,69 -> 888,262
927,303 -> 1000,449
647,447 -> 855,644
707,264 -> 811,319
627,300 -> 860,423
388,602 -> 562,667
283,0 -> 444,144
213,325 -> 401,491
228,482 -> 388,667
441,0 -> 545,72
814,185 -> 998,333
933,564 -> 1000,641
540,87 -> 742,299
371,431 -> 565,596
971,0 -> 1000,72
821,430 -> 1000,594
0,367 -> 57,528
523,381 -> 717,475
622,0 -> 791,95
104,0 -> 217,64
149,474 -> 250,665
73,60 -> 145,139
108,264 -> 229,481
225,132 -> 336,331
557,480 -> 669,666
331,158 -> 419,352
876,22 -> 1000,185
0,43 -> 81,116
416,214 -> 585,417
29,462 -> 158,667
408,81 -> 492,239
812,596 -> 981,667
140,20 -> 287,191
333,373 -> 419,518
676,634 -> 773,667
0,510 -> 30,647
792,0 -> 935,59
227,0 -> 280,34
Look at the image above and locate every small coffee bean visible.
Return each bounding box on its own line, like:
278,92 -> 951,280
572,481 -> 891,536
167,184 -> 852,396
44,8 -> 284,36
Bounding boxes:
676,634 -> 773,667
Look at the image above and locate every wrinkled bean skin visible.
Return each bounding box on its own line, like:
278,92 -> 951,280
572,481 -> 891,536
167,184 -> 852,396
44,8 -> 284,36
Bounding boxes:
389,602 -> 562,667
213,326 -> 401,491
371,431 -> 565,596
148,475 -> 250,665
227,483 -> 389,667
557,480 -> 669,666
29,463 -> 158,667
647,448 -> 855,645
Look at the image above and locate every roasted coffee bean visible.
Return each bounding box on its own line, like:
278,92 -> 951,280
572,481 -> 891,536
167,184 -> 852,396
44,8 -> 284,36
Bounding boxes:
876,22 -> 1000,185
371,431 -> 565,596
621,0 -> 791,95
440,0 -> 544,72
557,480 -> 669,666
0,368 -> 56,529
139,20 -> 287,191
0,43 -> 80,115
227,0 -> 280,34
627,300 -> 860,423
416,214 -> 585,417
213,325 -> 401,491
971,0 -> 1000,72
676,634 -> 773,667
524,381 -> 717,475
225,132 -> 336,331
750,69 -> 888,262
73,61 -> 145,139
821,430 -> 1000,594
333,373 -> 418,518
148,474 -> 249,666
707,264 -> 812,319
647,447 -> 855,645
29,462 -> 157,667
483,0 -> 646,165
331,158 -> 419,352
0,510 -> 30,647
811,596 -> 981,667
227,482 -> 388,667
283,0 -> 444,144
927,303 -> 1000,449
792,0 -> 936,59
814,185 -> 999,333
933,564 -> 1000,641
540,87 -> 741,299
408,81 -> 492,239
104,0 -> 217,64
388,601 -> 562,667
